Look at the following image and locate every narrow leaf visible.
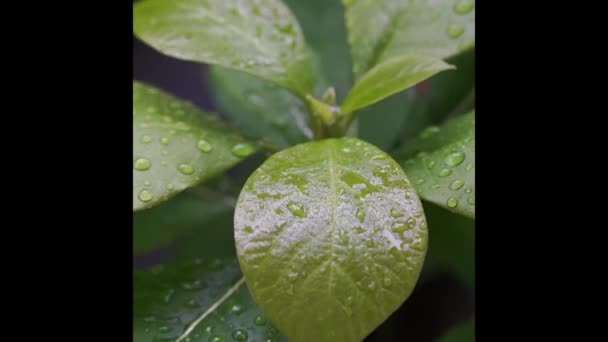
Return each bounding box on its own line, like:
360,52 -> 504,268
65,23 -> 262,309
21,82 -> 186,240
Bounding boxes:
133,0 -> 314,96
234,137 -> 428,342
343,0 -> 475,79
133,81 -> 257,211
341,54 -> 454,114
398,111 -> 475,218
134,213 -> 286,342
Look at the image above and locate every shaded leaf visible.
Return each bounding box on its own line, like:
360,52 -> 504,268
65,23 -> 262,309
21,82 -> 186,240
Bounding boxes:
208,66 -> 311,148
343,0 -> 475,79
133,189 -> 233,255
133,0 -> 314,96
234,137 -> 428,342
133,81 -> 257,211
398,111 -> 475,218
133,212 -> 286,342
341,54 -> 454,114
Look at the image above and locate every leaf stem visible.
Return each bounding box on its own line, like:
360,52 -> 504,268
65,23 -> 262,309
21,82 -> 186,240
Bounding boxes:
175,277 -> 246,342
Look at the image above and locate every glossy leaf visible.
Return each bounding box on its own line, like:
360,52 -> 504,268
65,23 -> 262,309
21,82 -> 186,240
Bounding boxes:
234,137 -> 428,342
399,111 -> 475,218
438,318 -> 475,342
133,189 -> 233,254
133,81 -> 257,211
341,54 -> 454,114
133,0 -> 314,96
344,0 -> 476,79
208,66 -> 311,148
134,213 -> 286,342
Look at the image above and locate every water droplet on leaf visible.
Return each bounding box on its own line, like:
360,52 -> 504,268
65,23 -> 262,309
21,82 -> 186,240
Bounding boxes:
134,158 -> 151,171
450,180 -> 465,190
138,190 -> 153,202
447,197 -> 459,208
231,143 -> 255,157
197,139 -> 212,153
445,151 -> 465,166
178,163 -> 194,175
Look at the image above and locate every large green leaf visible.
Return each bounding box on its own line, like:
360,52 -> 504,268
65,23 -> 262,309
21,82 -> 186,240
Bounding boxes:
343,0 -> 475,79
438,318 -> 475,342
133,0 -> 314,96
133,81 -> 257,211
134,213 -> 286,342
133,189 -> 233,255
234,137 -> 428,342
398,111 -> 475,218
341,54 -> 454,114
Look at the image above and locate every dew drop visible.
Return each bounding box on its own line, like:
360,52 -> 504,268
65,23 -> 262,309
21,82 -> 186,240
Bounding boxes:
185,298 -> 199,308
390,208 -> 404,218
209,336 -> 225,342
465,187 -> 473,193
231,304 -> 245,315
160,137 -> 169,145
447,197 -> 459,208
392,222 -> 409,233
450,180 -> 465,190
367,281 -> 376,291
141,135 -> 152,144
138,190 -> 153,202
287,271 -> 299,282
286,202 -> 305,217
254,315 -> 266,326
178,163 -> 194,175
339,230 -> 349,244
445,151 -> 465,166
415,178 -> 425,185
454,0 -> 474,14
197,139 -> 213,153
232,330 -> 248,342
430,184 -> 441,190
447,25 -> 464,38
167,184 -> 174,191
158,326 -> 171,333
468,196 -> 475,205
383,276 -> 393,287
205,325 -> 215,334
356,208 -> 366,222
438,168 -> 452,177
231,143 -> 255,157
466,163 -> 474,171
134,158 -> 151,171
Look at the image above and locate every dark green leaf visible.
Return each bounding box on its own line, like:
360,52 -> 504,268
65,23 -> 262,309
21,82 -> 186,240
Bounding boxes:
133,0 -> 314,96
343,0 -> 475,79
399,111 -> 475,218
133,81 -> 257,211
438,318 -> 475,342
423,202 -> 474,288
208,66 -> 311,149
234,137 -> 428,342
341,54 -> 454,114
133,190 -> 233,255
134,212 -> 286,342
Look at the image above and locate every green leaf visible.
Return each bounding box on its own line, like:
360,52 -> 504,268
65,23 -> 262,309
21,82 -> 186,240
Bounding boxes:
399,48 -> 475,143
341,54 -> 454,114
343,0 -> 475,79
438,318 -> 475,342
134,213 -> 286,342
398,111 -> 475,218
133,0 -> 314,96
423,202 -> 474,288
133,81 -> 257,211
133,189 -> 233,255
208,66 -> 311,149
234,137 -> 428,342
